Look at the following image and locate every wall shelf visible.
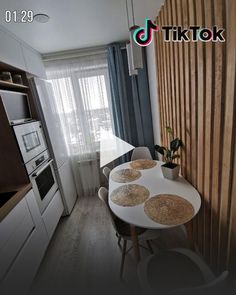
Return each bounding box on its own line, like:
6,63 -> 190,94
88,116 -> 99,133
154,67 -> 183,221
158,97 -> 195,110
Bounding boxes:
0,80 -> 29,91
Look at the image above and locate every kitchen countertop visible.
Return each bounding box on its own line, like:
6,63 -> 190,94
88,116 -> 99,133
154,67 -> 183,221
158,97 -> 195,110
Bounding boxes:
0,183 -> 32,221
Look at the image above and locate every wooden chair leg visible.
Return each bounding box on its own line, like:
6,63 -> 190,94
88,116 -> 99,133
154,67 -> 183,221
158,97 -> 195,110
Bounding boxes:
146,240 -> 154,254
120,240 -> 127,280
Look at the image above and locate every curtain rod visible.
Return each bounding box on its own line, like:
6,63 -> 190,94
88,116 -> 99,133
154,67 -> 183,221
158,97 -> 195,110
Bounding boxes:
42,46 -> 107,62
43,44 -> 127,62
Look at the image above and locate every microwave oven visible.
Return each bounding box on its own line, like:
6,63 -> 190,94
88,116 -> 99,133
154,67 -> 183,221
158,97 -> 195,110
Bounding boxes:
0,90 -> 32,125
13,121 -> 47,164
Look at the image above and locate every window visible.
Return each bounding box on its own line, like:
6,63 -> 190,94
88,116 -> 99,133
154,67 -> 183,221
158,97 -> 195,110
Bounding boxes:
48,61 -> 113,155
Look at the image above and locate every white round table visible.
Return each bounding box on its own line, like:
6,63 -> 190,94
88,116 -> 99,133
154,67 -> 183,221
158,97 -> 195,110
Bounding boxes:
108,161 -> 201,261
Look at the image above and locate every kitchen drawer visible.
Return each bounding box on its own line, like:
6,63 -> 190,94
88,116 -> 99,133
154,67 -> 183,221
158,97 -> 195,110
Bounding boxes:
0,197 -> 35,280
42,190 -> 63,240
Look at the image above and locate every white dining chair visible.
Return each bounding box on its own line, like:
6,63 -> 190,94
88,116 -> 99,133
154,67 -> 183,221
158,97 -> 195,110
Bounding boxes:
102,166 -> 111,181
131,146 -> 153,161
137,248 -> 229,295
98,187 -> 160,279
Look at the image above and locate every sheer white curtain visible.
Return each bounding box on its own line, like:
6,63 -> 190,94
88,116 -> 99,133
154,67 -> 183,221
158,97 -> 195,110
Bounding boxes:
45,53 -> 113,196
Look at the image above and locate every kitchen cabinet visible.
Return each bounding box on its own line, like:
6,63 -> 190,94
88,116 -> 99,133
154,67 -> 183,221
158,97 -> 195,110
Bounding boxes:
0,189 -> 49,294
22,45 -> 46,78
0,28 -> 26,71
0,25 -> 46,78
0,196 -> 35,280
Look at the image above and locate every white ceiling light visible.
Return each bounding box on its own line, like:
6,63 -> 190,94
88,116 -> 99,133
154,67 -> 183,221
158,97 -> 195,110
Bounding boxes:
34,14 -> 50,23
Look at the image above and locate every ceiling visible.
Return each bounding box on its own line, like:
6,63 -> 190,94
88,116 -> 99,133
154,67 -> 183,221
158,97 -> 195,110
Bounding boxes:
0,0 -> 163,54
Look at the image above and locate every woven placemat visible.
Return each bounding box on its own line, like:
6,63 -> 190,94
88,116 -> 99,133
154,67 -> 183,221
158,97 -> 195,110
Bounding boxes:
130,159 -> 157,170
110,184 -> 150,207
111,169 -> 141,183
144,194 -> 194,225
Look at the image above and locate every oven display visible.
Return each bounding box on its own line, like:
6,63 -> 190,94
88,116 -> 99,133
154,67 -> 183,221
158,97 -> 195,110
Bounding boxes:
35,155 -> 45,167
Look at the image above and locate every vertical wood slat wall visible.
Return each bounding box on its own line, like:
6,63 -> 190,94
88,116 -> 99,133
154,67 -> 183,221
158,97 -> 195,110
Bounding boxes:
155,0 -> 236,273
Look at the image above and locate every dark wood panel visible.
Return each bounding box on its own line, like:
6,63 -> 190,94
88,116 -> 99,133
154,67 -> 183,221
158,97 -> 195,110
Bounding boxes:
0,96 -> 29,189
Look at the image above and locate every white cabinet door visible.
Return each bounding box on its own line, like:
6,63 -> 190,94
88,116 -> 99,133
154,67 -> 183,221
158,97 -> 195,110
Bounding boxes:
42,190 -> 64,240
0,28 -> 26,71
22,45 -> 46,78
1,190 -> 49,295
31,78 -> 68,169
57,160 -> 77,215
0,196 -> 35,281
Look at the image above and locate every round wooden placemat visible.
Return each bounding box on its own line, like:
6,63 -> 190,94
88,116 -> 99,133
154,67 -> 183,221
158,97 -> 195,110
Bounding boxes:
111,169 -> 142,183
144,194 -> 194,225
130,159 -> 157,170
110,184 -> 150,207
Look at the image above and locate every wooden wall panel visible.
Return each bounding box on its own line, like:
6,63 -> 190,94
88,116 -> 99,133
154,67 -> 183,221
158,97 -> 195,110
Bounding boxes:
167,0 -> 176,143
172,0 -> 181,149
203,0 -> 214,261
218,0 -> 236,272
196,0 -> 205,254
155,22 -> 164,145
183,0 -> 191,182
210,0 -> 225,270
177,0 -> 187,177
155,0 -> 236,273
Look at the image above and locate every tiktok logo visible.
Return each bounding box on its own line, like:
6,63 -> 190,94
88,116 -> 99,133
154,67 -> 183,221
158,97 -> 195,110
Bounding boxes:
133,18 -> 225,46
133,19 -> 159,47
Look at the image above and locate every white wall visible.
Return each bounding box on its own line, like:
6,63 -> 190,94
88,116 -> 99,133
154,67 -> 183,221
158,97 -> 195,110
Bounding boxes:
146,41 -> 161,147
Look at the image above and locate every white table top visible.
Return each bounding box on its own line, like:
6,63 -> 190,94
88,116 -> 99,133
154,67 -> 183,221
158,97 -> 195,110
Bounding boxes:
109,161 -> 201,229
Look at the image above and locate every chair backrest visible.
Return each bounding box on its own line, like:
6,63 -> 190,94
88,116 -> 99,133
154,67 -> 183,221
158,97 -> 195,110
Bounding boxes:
131,147 -> 153,161
98,187 -> 118,232
102,166 -> 111,181
98,187 -> 109,204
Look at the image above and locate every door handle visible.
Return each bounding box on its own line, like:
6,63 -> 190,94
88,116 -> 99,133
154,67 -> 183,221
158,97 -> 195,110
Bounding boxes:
32,159 -> 53,177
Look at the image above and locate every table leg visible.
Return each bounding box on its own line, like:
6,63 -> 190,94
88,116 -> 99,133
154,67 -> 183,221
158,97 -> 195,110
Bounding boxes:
130,225 -> 140,262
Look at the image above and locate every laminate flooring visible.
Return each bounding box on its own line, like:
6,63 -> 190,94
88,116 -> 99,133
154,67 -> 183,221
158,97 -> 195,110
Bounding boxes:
31,195 -> 188,295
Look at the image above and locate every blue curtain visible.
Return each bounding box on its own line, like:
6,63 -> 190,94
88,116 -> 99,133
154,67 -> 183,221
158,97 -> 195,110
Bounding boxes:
107,43 -> 155,161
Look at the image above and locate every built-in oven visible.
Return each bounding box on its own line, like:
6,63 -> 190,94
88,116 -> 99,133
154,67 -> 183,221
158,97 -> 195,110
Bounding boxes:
13,121 -> 47,164
14,120 -> 58,213
26,150 -> 58,214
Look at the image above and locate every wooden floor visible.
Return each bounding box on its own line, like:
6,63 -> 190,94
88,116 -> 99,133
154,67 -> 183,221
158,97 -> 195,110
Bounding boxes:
31,195 -> 188,295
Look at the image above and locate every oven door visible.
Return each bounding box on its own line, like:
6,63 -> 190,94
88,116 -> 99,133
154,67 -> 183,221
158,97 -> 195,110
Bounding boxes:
30,159 -> 58,214
13,121 -> 47,163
